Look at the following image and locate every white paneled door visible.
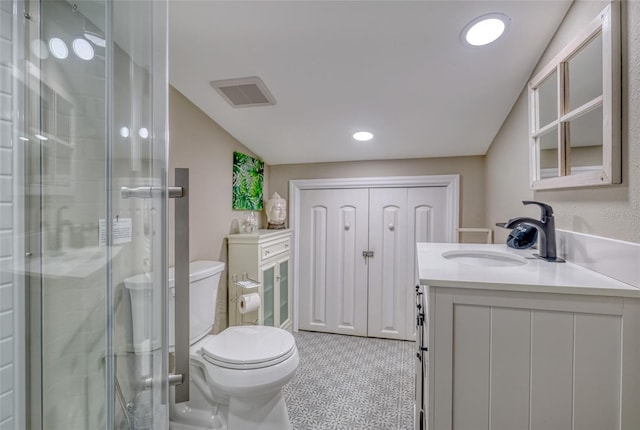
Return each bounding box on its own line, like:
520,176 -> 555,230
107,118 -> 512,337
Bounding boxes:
404,187 -> 449,338
299,186 -> 448,340
368,188 -> 408,340
299,188 -> 370,336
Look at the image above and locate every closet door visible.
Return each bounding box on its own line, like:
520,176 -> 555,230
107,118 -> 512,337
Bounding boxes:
298,188 -> 369,335
368,187 -> 449,340
368,188 -> 409,340
405,187 -> 449,338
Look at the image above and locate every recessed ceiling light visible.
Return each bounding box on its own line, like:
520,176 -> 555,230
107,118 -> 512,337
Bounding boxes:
138,128 -> 149,139
120,127 -> 130,138
34,134 -> 48,141
19,136 -> 29,142
462,13 -> 510,47
49,38 -> 68,59
353,131 -> 374,142
73,38 -> 94,60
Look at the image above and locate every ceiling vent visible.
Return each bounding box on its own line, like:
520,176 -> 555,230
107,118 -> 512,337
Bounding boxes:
210,76 -> 276,108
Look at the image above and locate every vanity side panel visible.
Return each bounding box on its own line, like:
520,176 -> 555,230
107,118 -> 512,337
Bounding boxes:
530,310 -> 574,430
622,298 -> 640,430
452,304 -> 490,430
430,287 -> 453,430
490,308 -> 531,430
573,313 -> 622,430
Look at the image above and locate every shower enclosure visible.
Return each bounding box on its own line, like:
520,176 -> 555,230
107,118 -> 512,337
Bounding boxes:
1,0 -> 170,428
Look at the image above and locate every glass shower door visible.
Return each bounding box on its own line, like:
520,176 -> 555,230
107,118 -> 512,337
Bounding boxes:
13,0 -> 169,428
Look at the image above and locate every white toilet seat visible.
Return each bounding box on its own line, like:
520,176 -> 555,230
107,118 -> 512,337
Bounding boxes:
204,346 -> 297,370
198,326 -> 296,370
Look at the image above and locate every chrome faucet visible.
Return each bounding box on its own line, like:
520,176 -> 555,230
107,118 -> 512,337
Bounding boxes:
54,206 -> 73,251
496,201 -> 564,262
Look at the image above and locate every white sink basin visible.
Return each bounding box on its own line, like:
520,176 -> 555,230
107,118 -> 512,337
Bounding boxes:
442,250 -> 528,268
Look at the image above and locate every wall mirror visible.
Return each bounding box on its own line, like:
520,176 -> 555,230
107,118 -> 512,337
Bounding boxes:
528,2 -> 620,190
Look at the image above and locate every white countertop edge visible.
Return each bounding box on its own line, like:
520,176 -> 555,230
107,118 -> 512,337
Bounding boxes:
419,277 -> 640,298
417,242 -> 640,299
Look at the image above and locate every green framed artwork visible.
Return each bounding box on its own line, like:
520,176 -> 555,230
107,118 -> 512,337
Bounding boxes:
232,152 -> 264,210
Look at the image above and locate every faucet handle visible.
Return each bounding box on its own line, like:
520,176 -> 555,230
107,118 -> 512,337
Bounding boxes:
522,201 -> 554,218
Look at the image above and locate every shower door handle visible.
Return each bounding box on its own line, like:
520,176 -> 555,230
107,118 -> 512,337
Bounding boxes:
120,186 -> 183,199
172,168 -> 190,403
121,169 -> 190,403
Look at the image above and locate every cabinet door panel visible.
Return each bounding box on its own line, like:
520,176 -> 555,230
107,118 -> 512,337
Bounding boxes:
531,310 -> 573,430
452,304 -> 490,430
490,308 -> 531,430
262,265 -> 275,326
279,259 -> 289,325
573,313 -> 622,430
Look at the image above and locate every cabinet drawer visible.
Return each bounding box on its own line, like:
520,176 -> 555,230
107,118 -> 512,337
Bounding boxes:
261,238 -> 290,260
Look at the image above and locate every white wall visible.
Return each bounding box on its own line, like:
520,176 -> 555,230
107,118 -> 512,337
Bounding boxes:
270,156 -> 486,234
486,0 -> 640,245
0,1 -> 19,428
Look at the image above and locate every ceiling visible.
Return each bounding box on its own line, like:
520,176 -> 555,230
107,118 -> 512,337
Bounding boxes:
169,0 -> 573,166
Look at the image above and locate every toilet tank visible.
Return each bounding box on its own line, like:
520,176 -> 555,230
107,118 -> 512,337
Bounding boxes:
169,260 -> 225,348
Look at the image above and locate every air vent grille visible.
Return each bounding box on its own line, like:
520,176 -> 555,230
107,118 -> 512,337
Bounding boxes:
210,77 -> 276,108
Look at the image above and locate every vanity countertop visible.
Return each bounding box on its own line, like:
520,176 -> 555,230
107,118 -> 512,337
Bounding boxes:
417,243 -> 640,298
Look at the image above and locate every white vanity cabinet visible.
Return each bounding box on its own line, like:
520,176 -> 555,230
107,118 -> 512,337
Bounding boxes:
227,229 -> 292,331
417,243 -> 640,430
428,287 -> 640,430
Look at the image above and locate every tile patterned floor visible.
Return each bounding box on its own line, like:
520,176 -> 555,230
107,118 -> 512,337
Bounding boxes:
283,331 -> 415,430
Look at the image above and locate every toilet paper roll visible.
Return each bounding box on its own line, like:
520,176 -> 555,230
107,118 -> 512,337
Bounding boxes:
238,293 -> 261,314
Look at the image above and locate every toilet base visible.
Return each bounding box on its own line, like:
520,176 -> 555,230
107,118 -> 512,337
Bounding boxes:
228,390 -> 291,430
170,401 -> 227,430
169,364 -> 293,430
169,380 -> 228,430
170,393 -> 291,430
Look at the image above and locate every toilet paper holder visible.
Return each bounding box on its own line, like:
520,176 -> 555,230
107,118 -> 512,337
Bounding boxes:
231,273 -> 261,325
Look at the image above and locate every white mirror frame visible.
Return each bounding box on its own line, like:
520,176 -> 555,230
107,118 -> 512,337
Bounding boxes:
528,2 -> 620,190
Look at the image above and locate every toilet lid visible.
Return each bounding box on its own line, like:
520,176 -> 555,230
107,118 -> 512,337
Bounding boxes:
200,326 -> 296,370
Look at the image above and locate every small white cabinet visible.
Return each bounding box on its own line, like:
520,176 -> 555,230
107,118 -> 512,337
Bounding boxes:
227,229 -> 292,331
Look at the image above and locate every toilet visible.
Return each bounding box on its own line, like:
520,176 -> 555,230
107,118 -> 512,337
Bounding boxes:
125,260 -> 299,430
